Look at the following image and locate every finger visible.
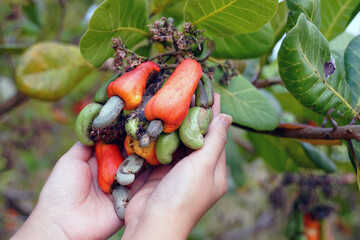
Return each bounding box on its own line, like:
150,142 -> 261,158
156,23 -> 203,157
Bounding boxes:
146,165 -> 172,182
212,93 -> 221,117
190,113 -> 232,169
88,154 -> 98,184
213,150 -> 228,196
59,141 -> 93,163
128,166 -> 153,195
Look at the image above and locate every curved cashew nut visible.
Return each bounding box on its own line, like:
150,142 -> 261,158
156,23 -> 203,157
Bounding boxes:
112,186 -> 131,219
92,96 -> 124,129
139,120 -> 163,148
116,154 -> 144,186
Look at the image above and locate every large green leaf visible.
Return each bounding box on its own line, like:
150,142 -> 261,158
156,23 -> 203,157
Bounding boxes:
226,127 -> 246,187
270,1 -> 288,44
248,133 -> 297,172
321,0 -> 359,41
345,35 -> 360,109
286,0 -> 320,31
80,0 -> 149,67
329,32 -> 356,56
150,0 -> 174,16
275,92 -> 325,124
278,14 -> 358,120
214,75 -> 279,131
184,0 -> 278,37
211,23 -> 274,59
300,142 -> 337,172
347,140 -> 360,190
16,42 -> 93,101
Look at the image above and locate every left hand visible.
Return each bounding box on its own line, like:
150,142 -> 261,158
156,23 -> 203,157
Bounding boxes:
11,142 -> 123,240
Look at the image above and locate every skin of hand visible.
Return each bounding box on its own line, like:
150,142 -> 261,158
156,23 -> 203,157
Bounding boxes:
122,94 -> 232,239
11,143 -> 124,240
11,94 -> 232,240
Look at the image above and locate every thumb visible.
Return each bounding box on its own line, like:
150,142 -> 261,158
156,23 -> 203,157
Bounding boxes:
193,113 -> 232,168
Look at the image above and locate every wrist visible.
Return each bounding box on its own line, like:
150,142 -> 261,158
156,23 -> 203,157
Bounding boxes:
122,206 -> 195,240
11,204 -> 68,240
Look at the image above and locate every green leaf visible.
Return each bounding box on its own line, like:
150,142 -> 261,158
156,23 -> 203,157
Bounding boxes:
329,32 -> 356,56
226,128 -> 246,187
300,142 -> 337,172
80,0 -> 149,67
282,140 -> 317,169
321,0 -> 359,40
347,141 -> 360,189
211,23 -> 274,59
274,92 -> 324,124
248,133 -> 297,172
278,14 -> 358,120
150,0 -> 175,17
348,3 -> 360,25
16,42 -> 93,101
286,0 -> 320,31
184,0 -> 278,37
214,75 -> 279,131
270,1 -> 288,44
22,0 -> 42,27
345,35 -> 360,109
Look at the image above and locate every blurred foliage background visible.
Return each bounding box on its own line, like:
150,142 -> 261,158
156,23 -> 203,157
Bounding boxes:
1,0 -> 360,239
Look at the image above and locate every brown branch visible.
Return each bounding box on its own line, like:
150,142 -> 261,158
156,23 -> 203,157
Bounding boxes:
146,50 -> 177,61
232,122 -> 360,142
0,91 -> 28,117
56,0 -> 67,41
159,63 -> 178,70
253,77 -> 284,88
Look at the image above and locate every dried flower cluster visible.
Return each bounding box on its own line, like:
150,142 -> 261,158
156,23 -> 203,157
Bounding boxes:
112,38 -> 143,72
268,173 -> 353,221
219,60 -> 239,86
148,17 -> 205,53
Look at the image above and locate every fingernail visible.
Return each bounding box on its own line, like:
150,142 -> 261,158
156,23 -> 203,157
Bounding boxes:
219,114 -> 232,129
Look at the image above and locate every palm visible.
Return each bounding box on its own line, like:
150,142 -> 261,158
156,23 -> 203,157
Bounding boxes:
38,147 -> 123,239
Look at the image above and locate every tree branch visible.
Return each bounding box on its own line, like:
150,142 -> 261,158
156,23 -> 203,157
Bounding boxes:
232,122 -> 360,142
56,0 -> 67,41
0,91 -> 28,117
146,50 -> 177,61
253,77 -> 284,88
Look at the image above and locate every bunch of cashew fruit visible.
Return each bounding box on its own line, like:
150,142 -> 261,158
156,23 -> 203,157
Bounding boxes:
75,58 -> 215,219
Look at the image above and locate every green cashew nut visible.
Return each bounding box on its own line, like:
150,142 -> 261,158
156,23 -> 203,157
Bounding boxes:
125,117 -> 141,139
94,73 -> 121,104
179,107 -> 213,150
75,103 -> 102,146
156,131 -> 180,165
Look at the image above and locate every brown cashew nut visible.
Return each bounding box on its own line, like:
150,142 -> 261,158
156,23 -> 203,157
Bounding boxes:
112,186 -> 131,219
92,96 -> 124,129
139,119 -> 164,148
116,154 -> 144,186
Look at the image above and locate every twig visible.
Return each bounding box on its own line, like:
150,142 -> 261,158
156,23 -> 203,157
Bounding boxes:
232,122 -> 360,142
0,91 -> 28,117
208,57 -> 230,68
56,0 -> 67,41
146,50 -> 177,61
253,77 -> 284,88
159,64 -> 178,70
233,135 -> 254,153
251,56 -> 268,83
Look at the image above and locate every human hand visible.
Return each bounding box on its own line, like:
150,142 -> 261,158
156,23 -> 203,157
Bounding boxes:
12,94 -> 232,240
122,94 -> 232,239
11,142 -> 123,240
